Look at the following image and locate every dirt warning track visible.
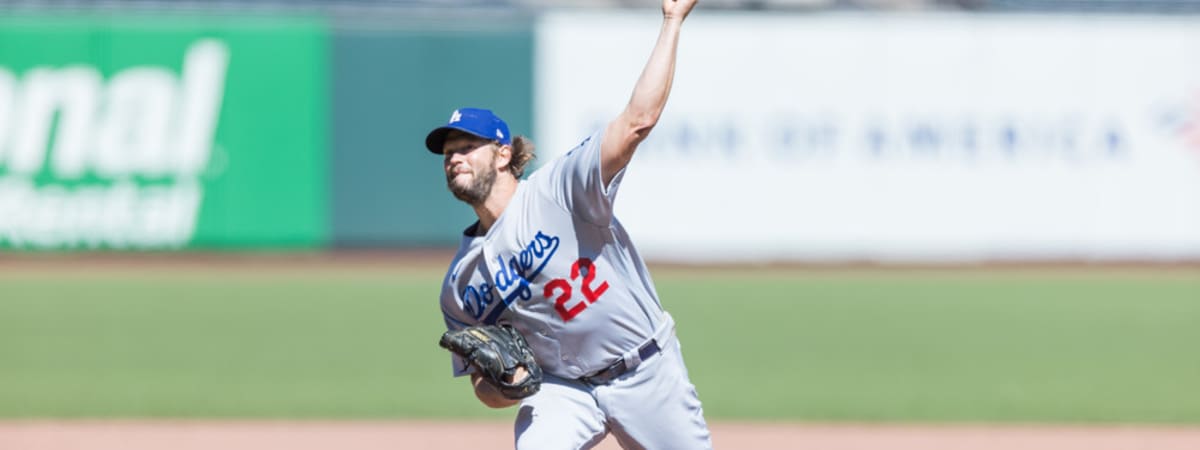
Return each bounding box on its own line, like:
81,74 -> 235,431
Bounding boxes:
3,421 -> 1200,450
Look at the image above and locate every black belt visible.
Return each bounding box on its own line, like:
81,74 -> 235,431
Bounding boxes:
578,339 -> 661,385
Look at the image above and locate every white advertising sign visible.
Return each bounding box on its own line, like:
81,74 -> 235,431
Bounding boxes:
536,13 -> 1200,262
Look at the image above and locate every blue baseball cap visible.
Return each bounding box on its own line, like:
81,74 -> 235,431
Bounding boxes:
424,107 -> 512,154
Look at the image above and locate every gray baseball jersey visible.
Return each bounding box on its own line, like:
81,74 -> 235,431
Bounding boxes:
440,131 -> 670,380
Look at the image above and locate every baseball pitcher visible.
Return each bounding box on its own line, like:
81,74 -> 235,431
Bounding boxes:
429,1 -> 710,448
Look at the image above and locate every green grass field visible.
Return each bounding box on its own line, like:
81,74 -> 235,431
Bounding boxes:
1,264 -> 1198,423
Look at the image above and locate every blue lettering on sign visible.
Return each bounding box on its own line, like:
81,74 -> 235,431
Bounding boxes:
909,123 -> 940,157
470,231 -> 560,324
1105,127 -> 1125,156
865,123 -> 886,157
775,118 -> 838,160
600,112 -> 1131,165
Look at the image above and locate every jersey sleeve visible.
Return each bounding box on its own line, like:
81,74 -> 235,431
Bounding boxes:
537,130 -> 627,226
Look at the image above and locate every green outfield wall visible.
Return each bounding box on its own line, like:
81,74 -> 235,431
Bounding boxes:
0,14 -> 534,251
330,22 -> 533,247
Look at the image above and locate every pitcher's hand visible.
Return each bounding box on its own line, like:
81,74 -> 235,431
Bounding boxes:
664,0 -> 698,22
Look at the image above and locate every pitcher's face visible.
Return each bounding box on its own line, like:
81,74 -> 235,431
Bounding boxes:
443,134 -> 499,205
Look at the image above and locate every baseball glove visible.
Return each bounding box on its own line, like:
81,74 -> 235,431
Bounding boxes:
439,324 -> 543,399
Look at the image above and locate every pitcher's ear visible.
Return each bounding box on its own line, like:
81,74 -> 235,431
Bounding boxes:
495,145 -> 512,167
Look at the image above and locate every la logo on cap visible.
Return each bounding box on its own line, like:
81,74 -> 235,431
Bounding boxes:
450,110 -> 462,123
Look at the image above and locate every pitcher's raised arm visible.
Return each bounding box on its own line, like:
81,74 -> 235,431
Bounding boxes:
600,0 -> 698,186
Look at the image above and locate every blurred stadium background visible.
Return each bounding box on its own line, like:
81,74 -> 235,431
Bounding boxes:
1,0 -> 1199,448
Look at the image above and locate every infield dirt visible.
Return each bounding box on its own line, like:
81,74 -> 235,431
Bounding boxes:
4,420 -> 1200,449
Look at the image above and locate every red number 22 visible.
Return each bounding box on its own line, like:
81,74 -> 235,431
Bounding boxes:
545,258 -> 609,322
